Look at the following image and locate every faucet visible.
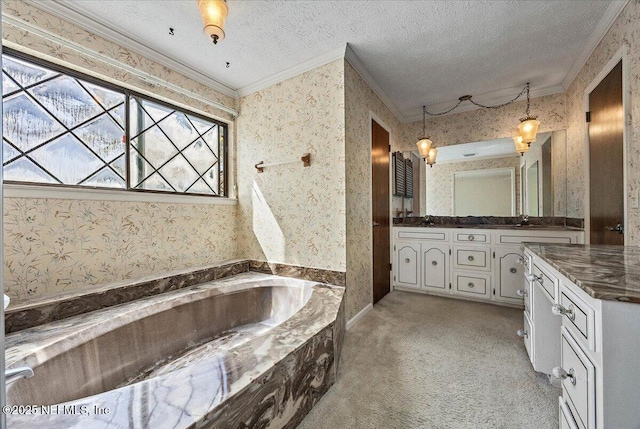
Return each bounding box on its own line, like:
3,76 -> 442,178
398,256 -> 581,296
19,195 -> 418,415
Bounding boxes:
5,367 -> 34,384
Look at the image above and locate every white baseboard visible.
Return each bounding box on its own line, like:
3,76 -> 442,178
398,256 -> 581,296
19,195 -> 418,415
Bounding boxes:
346,303 -> 373,330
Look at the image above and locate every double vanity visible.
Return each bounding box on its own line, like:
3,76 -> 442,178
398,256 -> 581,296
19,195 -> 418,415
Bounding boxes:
392,218 -> 583,307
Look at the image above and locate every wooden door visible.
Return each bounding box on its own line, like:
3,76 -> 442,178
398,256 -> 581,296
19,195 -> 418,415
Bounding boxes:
589,61 -> 624,245
372,120 -> 390,303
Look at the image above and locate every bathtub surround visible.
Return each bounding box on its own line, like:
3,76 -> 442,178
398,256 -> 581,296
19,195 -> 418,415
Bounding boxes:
4,259 -> 345,333
5,273 -> 345,428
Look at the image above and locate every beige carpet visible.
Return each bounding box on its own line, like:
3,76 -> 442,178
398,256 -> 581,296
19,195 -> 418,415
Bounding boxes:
298,291 -> 559,429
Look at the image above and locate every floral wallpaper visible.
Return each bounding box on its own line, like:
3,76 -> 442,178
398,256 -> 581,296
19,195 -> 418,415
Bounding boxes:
2,1 -> 239,300
565,0 -> 640,244
344,61 -> 402,320
424,156 -> 521,216
235,60 -> 347,286
4,199 -> 237,299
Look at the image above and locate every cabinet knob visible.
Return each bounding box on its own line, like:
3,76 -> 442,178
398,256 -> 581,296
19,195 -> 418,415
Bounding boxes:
552,367 -> 576,385
467,255 -> 475,262
525,273 -> 542,283
467,282 -> 474,288
516,329 -> 528,338
404,258 -> 410,263
516,289 -> 528,297
432,260 -> 438,266
468,235 -> 475,241
510,267 -> 517,274
551,304 -> 575,321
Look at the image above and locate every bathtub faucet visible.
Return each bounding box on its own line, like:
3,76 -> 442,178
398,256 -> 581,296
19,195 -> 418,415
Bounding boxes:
5,366 -> 34,384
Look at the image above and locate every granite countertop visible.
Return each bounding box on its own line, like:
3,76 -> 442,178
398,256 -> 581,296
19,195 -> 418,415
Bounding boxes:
393,223 -> 583,231
525,244 -> 640,304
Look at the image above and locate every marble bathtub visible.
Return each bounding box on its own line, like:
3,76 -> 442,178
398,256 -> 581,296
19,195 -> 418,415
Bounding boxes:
5,272 -> 345,428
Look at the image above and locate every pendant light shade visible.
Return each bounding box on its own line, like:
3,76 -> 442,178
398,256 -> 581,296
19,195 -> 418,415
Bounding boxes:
513,135 -> 529,156
518,83 -> 540,145
426,147 -> 438,167
517,118 -> 540,145
198,0 -> 228,44
416,106 -> 434,159
416,137 -> 433,158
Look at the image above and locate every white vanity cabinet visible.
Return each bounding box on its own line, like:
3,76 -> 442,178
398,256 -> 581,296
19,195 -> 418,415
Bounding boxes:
523,248 -> 640,429
392,227 -> 583,307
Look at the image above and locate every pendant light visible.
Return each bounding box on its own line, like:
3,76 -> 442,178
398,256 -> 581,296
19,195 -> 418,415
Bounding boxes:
426,146 -> 438,167
198,0 -> 228,44
416,106 -> 433,158
517,83 -> 540,145
513,135 -> 529,156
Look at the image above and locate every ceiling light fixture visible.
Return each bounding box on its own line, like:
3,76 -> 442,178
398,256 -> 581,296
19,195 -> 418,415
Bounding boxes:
419,83 -> 542,156
198,0 -> 228,45
416,106 -> 433,158
517,83 -> 540,145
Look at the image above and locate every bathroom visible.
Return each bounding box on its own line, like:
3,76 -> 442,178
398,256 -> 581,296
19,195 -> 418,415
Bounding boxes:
1,0 -> 640,428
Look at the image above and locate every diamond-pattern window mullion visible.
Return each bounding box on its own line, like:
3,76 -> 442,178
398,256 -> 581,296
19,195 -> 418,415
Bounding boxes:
130,102 -> 174,141
3,52 -> 226,196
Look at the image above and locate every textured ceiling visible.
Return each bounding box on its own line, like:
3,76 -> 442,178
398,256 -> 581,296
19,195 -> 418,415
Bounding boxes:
42,1 -> 614,121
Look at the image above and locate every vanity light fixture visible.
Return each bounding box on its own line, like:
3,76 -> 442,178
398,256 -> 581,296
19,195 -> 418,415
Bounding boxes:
517,83 -> 540,145
513,134 -> 529,156
416,106 -> 433,158
198,0 -> 228,45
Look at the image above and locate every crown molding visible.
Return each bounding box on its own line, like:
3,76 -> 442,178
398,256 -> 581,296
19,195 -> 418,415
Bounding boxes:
236,46 -> 347,98
25,0 -> 238,99
561,0 -> 629,90
344,44 -> 405,122
401,84 -> 565,124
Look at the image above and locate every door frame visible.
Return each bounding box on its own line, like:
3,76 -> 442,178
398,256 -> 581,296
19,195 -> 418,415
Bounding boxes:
583,44 -> 630,244
369,111 -> 393,299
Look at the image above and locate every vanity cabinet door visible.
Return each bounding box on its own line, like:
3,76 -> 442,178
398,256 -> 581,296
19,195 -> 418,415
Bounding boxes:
395,241 -> 421,289
422,244 -> 450,293
495,246 -> 525,303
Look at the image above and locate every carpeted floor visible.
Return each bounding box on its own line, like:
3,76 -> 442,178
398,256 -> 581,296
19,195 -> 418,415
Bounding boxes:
298,291 -> 559,429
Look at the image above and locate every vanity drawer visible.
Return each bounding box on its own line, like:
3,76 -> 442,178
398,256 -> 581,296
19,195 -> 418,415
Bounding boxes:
558,285 -> 596,352
453,272 -> 489,297
531,263 -> 557,301
396,229 -> 449,241
559,397 -> 579,429
560,328 -> 595,429
497,232 -> 575,245
453,247 -> 490,271
454,232 -> 490,244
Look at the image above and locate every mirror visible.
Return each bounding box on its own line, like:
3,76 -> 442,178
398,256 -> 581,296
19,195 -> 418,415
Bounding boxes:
527,162 -> 539,216
394,129 -> 567,218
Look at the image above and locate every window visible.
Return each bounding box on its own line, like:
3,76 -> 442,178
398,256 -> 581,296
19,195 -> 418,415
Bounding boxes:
2,51 -> 227,197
